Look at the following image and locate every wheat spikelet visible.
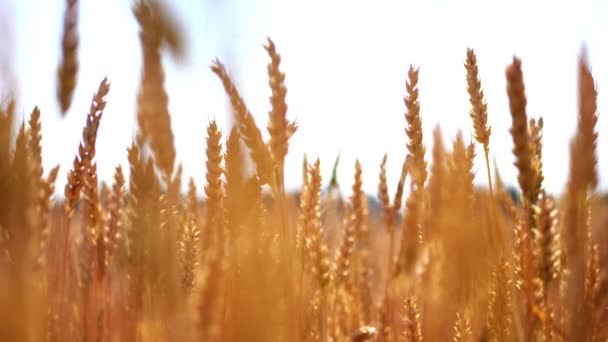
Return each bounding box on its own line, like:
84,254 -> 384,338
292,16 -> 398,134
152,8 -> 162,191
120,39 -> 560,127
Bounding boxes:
37,165 -> 59,268
299,160 -> 324,283
26,107 -> 58,268
224,127 -> 244,191
513,206 -> 536,313
64,156 -> 83,215
396,66 -> 427,280
307,159 -> 331,289
465,49 -> 491,151
8,123 -> 35,265
349,160 -> 369,297
9,124 -> 34,234
211,60 -> 274,186
395,161 -> 423,278
585,243 -> 600,306
487,259 -> 513,342
298,160 -> 313,269
349,160 -> 373,323
533,191 -> 561,292
75,78 -> 110,287
377,154 -> 406,234
224,127 -> 244,238
133,0 -> 176,180
104,165 -> 125,271
350,160 -> 368,241
126,144 -> 163,314
448,132 -> 475,218
73,78 -> 110,341
203,120 -> 224,254
392,157 -> 408,215
298,159 -> 331,340
81,78 -> 109,228
426,126 -> 446,239
435,134 -> 487,314
528,117 -> 544,196
465,48 -> 493,197
334,205 -> 356,291
590,235 -> 608,341
179,217 -> 200,294
562,51 -> 599,340
506,57 -> 537,205
0,122 -> 40,342
403,296 -> 422,342
56,0 -> 79,114
404,66 -> 427,188
452,311 -> 472,342
95,166 -> 124,342
27,107 -> 42,185
265,38 -> 297,171
575,51 -> 599,191
5,124 -> 46,342
378,154 -> 392,229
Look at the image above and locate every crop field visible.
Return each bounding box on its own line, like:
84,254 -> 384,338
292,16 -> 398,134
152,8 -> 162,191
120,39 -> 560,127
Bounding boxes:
0,0 -> 606,341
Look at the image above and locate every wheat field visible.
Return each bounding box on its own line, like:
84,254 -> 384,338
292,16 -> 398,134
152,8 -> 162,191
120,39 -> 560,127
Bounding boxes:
0,0 -> 607,341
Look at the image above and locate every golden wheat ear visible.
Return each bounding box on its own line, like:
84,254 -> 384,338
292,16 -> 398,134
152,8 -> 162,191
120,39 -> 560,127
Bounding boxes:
64,78 -> 110,217
378,154 -> 391,228
224,126 -> 244,234
178,216 -> 200,294
574,49 -> 599,192
505,57 -> 537,205
265,38 -> 297,172
104,165 -> 125,267
203,120 -> 225,254
452,311 -> 473,342
57,0 -> 79,114
486,258 -> 513,342
395,158 -> 422,279
403,296 -> 422,342
404,65 -> 427,188
133,0 -> 176,181
307,159 -> 331,289
465,48 -> 493,195
211,59 -> 274,187
465,49 -> 491,148
533,191 -> 560,292
561,48 -> 600,340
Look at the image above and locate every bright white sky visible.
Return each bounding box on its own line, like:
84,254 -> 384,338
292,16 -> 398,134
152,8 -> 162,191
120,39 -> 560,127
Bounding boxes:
3,0 -> 608,197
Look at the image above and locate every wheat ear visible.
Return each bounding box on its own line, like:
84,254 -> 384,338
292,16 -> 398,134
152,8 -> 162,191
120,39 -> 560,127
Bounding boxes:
452,311 -> 472,342
211,60 -> 274,186
57,0 -> 79,113
403,296 -> 422,342
465,49 -> 493,194
505,57 -> 536,205
203,120 -> 225,254
265,38 -> 297,173
404,66 -> 427,188
133,0 -> 176,180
